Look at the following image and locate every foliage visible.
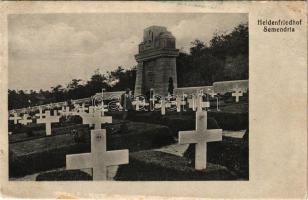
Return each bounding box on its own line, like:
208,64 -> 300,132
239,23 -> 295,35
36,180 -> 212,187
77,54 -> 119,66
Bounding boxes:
177,23 -> 248,87
8,23 -> 247,110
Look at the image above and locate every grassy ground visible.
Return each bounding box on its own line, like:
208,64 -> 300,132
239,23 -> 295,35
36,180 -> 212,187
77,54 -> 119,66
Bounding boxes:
184,134 -> 249,179
9,120 -> 174,178
10,101 -> 248,180
36,151 -> 237,181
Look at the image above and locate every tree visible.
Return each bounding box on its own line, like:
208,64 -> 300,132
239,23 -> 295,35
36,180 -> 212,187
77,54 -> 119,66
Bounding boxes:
51,84 -> 65,102
107,66 -> 136,92
86,69 -> 109,96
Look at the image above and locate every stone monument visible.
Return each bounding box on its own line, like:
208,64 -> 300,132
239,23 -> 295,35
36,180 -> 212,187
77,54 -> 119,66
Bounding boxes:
134,26 -> 179,96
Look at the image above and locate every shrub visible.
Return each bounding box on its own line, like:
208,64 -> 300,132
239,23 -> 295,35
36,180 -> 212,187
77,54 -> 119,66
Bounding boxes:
115,151 -> 237,180
183,136 -> 248,179
208,111 -> 248,130
9,122 -> 175,178
36,170 -> 92,181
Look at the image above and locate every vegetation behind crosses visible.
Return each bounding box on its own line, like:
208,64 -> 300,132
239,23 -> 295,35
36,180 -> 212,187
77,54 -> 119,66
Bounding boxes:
8,23 -> 248,110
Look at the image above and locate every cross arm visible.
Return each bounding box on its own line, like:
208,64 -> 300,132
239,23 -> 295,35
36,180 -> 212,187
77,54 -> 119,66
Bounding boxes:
206,129 -> 223,142
101,116 -> 112,124
105,150 -> 129,166
179,131 -> 199,144
66,153 -> 92,170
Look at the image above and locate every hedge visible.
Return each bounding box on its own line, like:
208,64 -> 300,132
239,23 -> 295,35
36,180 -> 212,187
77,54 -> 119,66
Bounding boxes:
9,124 -> 89,143
36,170 -> 92,181
184,132 -> 249,179
115,151 -> 237,180
9,121 -> 174,178
108,110 -> 247,131
208,111 -> 248,130
35,151 -> 237,181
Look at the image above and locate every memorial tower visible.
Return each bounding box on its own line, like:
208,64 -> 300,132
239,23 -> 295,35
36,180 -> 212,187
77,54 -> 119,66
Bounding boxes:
134,26 -> 179,96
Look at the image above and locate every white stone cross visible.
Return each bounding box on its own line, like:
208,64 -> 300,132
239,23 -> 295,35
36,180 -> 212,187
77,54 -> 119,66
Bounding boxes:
19,114 -> 32,125
179,111 -> 222,170
176,96 -> 186,112
209,91 -> 217,98
60,106 -> 72,116
36,110 -> 60,136
73,104 -> 80,113
88,106 -> 96,116
66,129 -> 129,180
188,97 -> 196,111
133,99 -> 149,111
9,113 -> 21,124
81,109 -> 112,129
200,101 -> 210,110
161,99 -> 166,115
35,107 -> 46,119
232,88 -> 243,103
79,103 -> 89,113
132,99 -> 141,111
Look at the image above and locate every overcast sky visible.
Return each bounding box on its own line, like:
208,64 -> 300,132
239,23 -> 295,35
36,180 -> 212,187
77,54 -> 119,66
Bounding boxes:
8,13 -> 247,91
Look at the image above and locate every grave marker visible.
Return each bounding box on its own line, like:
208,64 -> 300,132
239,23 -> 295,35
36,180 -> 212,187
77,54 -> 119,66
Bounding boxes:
35,107 -> 46,119
179,111 -> 222,170
9,113 -> 21,124
188,96 -> 197,111
79,103 -> 89,113
232,88 -> 243,103
161,99 -> 166,115
37,111 -> 60,136
19,114 -> 32,125
132,99 -> 141,111
81,109 -> 112,129
66,129 -> 129,180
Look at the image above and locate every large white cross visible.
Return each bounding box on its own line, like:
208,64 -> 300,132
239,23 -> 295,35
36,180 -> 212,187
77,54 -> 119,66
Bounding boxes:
66,129 -> 129,180
9,113 -> 21,124
232,89 -> 243,103
179,111 -> 222,170
19,114 -> 32,125
36,110 -> 60,136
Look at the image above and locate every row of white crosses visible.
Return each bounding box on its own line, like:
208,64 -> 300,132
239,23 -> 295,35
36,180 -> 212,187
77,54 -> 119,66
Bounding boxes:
132,90 -> 210,115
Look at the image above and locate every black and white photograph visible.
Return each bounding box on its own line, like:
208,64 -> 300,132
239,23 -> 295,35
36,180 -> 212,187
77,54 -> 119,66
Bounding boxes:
1,1 -> 307,199
7,13 -> 249,181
